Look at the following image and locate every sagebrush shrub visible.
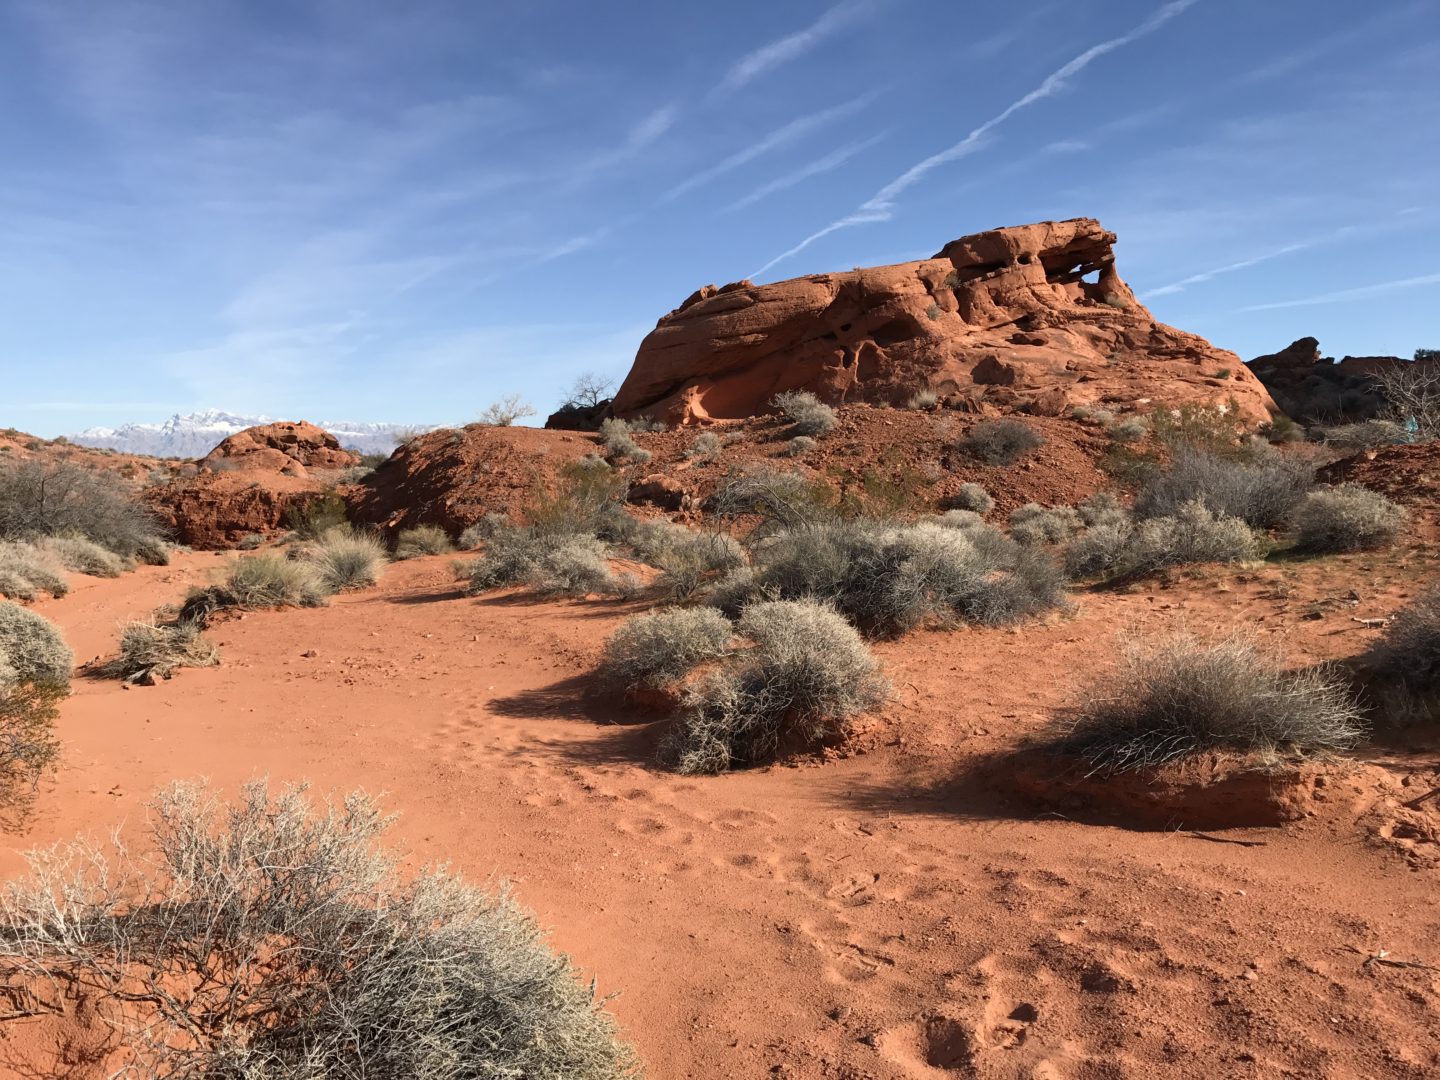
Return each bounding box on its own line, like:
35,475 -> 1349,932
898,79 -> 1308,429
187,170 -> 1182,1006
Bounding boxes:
1057,633 -> 1364,773
948,482 -> 993,514
664,600 -> 887,773
1315,420 -> 1408,450
1134,448 -> 1312,529
1108,417 -> 1148,443
1008,504 -> 1083,545
96,620 -> 219,683
0,601 -> 72,687
0,459 -> 165,559
1288,484 -> 1405,553
684,432 -> 724,461
599,607 -> 733,692
393,523 -> 454,560
468,530 -> 628,598
1077,491 -> 1127,528
1064,501 -> 1258,580
304,528 -> 387,591
0,543 -> 68,601
1364,586 -> 1440,712
771,390 -> 837,437
784,435 -> 816,457
0,781 -> 639,1078
598,418 -> 651,464
934,509 -> 984,531
459,513 -> 510,549
960,419 -> 1044,465
649,529 -> 746,602
726,520 -> 1065,637
713,470 -> 833,539
37,535 -> 127,577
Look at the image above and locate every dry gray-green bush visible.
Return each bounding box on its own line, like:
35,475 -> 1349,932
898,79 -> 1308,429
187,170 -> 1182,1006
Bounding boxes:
1064,501 -> 1259,580
934,509 -> 984,531
947,482 -> 993,514
477,393 -> 538,426
648,528 -> 746,603
663,600 -> 887,773
1288,484 -> 1405,553
906,389 -> 938,410
393,523 -> 455,560
37,535 -> 127,577
0,780 -> 639,1078
1375,360 -> 1440,440
770,390 -> 837,437
1077,491 -> 1127,528
0,543 -> 68,601
301,528 -> 387,591
723,520 -> 1065,637
1314,419 -> 1409,450
1055,633 -> 1364,773
236,532 -> 264,551
598,418 -> 652,464
459,513 -> 510,549
599,607 -> 733,692
1363,587 -> 1440,722
1134,448 -> 1313,529
712,470 -> 832,540
0,601 -> 73,687
960,419 -> 1045,465
1108,417 -> 1149,443
468,530 -> 629,598
784,435 -> 816,457
94,620 -> 219,684
684,432 -> 724,462
224,553 -> 332,608
0,459 -> 167,561
1008,504 -> 1083,545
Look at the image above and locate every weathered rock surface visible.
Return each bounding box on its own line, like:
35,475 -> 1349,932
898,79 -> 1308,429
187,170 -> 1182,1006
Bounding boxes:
612,218 -> 1275,425
1245,338 -> 1427,423
199,421 -> 358,476
148,421 -> 358,548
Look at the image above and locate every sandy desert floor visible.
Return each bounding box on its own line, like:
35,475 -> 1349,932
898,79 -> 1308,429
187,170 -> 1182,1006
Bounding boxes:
3,546 -> 1438,1078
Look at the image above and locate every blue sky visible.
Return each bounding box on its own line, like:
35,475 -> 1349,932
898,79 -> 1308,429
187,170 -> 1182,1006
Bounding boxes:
2,0 -> 1436,435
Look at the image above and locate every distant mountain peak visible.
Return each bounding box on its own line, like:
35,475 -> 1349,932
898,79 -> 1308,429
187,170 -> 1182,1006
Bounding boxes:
69,410 -> 434,459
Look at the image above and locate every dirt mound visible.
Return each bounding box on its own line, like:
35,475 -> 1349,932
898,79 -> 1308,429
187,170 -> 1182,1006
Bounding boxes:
348,425 -> 600,535
1318,442 -> 1440,504
1002,751 -> 1345,829
199,420 -> 358,476
612,217 -> 1275,427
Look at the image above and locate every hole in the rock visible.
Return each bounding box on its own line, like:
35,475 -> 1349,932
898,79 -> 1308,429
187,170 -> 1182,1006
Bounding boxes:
1018,253 -> 1034,265
839,322 -> 852,332
872,319 -> 912,348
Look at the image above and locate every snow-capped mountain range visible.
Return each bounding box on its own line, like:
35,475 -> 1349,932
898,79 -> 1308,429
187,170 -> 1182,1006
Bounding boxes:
69,410 -> 431,459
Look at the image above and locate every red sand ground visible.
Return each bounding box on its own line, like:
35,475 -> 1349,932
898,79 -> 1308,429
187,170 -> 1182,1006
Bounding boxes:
3,536 -> 1439,1077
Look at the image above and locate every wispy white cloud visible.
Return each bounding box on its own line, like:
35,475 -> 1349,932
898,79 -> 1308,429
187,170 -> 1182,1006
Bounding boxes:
1236,272 -> 1440,312
722,132 -> 888,213
750,0 -> 1203,277
1145,238 -> 1328,297
714,0 -> 882,96
664,93 -> 878,202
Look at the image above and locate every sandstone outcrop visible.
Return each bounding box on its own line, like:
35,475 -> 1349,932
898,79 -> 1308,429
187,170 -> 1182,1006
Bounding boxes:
1245,338 -> 1430,423
611,218 -> 1275,426
199,421 -> 358,477
148,421 -> 359,548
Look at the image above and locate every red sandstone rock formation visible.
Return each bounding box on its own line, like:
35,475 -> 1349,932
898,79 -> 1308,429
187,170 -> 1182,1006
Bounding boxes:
199,421 -> 358,477
148,422 -> 359,548
612,218 -> 1275,426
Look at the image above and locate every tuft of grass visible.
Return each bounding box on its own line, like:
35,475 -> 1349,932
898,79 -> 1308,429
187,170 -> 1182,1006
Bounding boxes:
304,528 -> 387,591
1288,484 -> 1405,553
0,543 -> 68,601
0,781 -> 640,1078
95,620 -> 219,684
224,553 -> 332,608
959,419 -> 1044,465
392,524 -> 455,560
906,389 -> 938,410
770,390 -> 837,437
37,535 -> 127,577
947,482 -> 993,514
599,607 -> 734,692
1055,633 -> 1364,773
663,600 -> 887,773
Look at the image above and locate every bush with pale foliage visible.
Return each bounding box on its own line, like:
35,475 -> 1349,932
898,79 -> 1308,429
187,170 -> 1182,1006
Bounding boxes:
392,523 -> 455,560
0,780 -> 640,1079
